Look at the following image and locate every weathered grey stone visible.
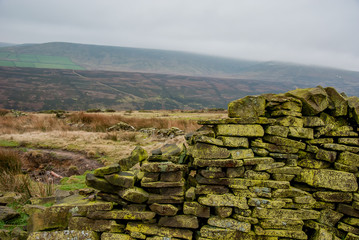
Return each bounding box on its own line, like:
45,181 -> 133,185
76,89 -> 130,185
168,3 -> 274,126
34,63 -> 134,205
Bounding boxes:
147,194 -> 184,204
248,198 -> 286,209
183,202 -> 210,218
218,136 -> 249,148
228,95 -> 266,118
85,173 -> 121,193
193,158 -> 243,167
104,171 -> 135,188
265,125 -> 289,137
215,124 -> 264,137
315,149 -> 337,162
296,169 -> 358,192
27,230 -> 99,240
259,218 -> 304,230
254,225 -> 307,239
275,116 -> 304,127
87,209 -> 155,220
93,164 -> 121,177
159,215 -> 199,229
252,207 -> 320,220
303,116 -> 325,127
149,203 -> 178,216
119,146 -> 148,171
338,151 -> 359,167
192,143 -> 230,159
244,170 -> 270,180
195,185 -> 229,195
119,187 -> 149,203
230,149 -> 254,159
141,162 -> 187,172
263,135 -> 306,150
338,222 -> 359,235
0,206 -> 19,221
160,171 -> 183,182
198,193 -> 248,209
325,87 -> 348,116
318,209 -> 344,227
338,204 -> 359,218
68,217 -> 117,232
286,86 -> 329,115
226,167 -> 245,178
126,222 -> 193,240
297,159 -> 331,169
313,191 -> 353,202
348,96 -> 359,124
339,138 -> 359,146
243,157 -> 274,165
288,127 -> 314,139
214,206 -> 232,218
208,216 -> 251,232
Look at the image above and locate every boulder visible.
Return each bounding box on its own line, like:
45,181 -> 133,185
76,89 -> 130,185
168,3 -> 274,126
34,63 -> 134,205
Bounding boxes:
0,206 -> 19,221
286,86 -> 329,115
228,95 -> 266,118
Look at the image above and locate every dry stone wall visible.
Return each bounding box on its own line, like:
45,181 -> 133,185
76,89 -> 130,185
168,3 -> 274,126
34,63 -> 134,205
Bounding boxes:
27,86 -> 359,240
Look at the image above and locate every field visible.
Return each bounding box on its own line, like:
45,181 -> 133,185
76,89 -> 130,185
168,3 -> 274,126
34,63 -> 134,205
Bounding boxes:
0,52 -> 84,70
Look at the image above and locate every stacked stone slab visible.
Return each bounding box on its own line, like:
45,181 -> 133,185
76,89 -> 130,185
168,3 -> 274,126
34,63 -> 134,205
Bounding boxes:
27,86 -> 359,240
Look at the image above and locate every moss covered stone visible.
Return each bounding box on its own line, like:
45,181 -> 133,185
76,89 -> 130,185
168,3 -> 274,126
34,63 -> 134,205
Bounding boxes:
297,159 -> 331,169
296,169 -> 358,192
101,233 -> 133,240
141,162 -> 187,172
68,217 -> 117,232
119,187 -> 149,203
313,191 -> 353,203
158,215 -> 199,229
228,95 -> 266,118
104,171 -> 135,188
263,135 -> 306,150
87,209 -> 155,220
265,125 -> 289,137
208,216 -> 251,232
288,127 -> 314,139
27,230 -> 99,240
125,222 -> 193,240
215,124 -> 264,137
192,143 -> 230,159
252,207 -> 320,220
230,149 -> 254,159
85,173 -> 121,193
259,218 -> 304,230
286,86 -> 329,115
193,158 -> 243,167
338,151 -> 359,167
183,202 -> 210,218
198,193 -> 248,209
218,136 -> 249,148
93,164 -> 121,177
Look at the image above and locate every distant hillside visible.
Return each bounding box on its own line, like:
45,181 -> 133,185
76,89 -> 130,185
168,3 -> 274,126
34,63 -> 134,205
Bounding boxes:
0,42 -> 257,76
1,66 -> 359,111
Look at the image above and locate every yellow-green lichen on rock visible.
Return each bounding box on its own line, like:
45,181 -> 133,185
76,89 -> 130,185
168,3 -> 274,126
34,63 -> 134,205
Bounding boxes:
296,169 -> 358,192
228,95 -> 266,118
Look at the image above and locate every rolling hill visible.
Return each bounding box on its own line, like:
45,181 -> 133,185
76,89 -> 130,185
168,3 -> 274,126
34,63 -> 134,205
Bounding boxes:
0,42 -> 359,110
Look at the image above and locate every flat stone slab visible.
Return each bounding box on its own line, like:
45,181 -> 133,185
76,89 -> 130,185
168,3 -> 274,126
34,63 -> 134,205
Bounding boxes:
252,207 -> 320,220
296,169 -> 358,192
159,215 -> 199,229
27,230 -> 99,240
193,158 -> 243,167
198,193 -> 248,209
87,210 -> 155,220
191,143 -> 230,159
126,222 -> 193,240
215,124 -> 264,137
208,216 -> 251,232
141,162 -> 187,172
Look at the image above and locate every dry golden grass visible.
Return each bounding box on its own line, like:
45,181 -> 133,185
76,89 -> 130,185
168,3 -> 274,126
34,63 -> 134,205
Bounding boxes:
0,110 -> 226,164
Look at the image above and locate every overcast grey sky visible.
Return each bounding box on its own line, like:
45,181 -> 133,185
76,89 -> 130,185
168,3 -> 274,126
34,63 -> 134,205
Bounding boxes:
1,0 -> 358,71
